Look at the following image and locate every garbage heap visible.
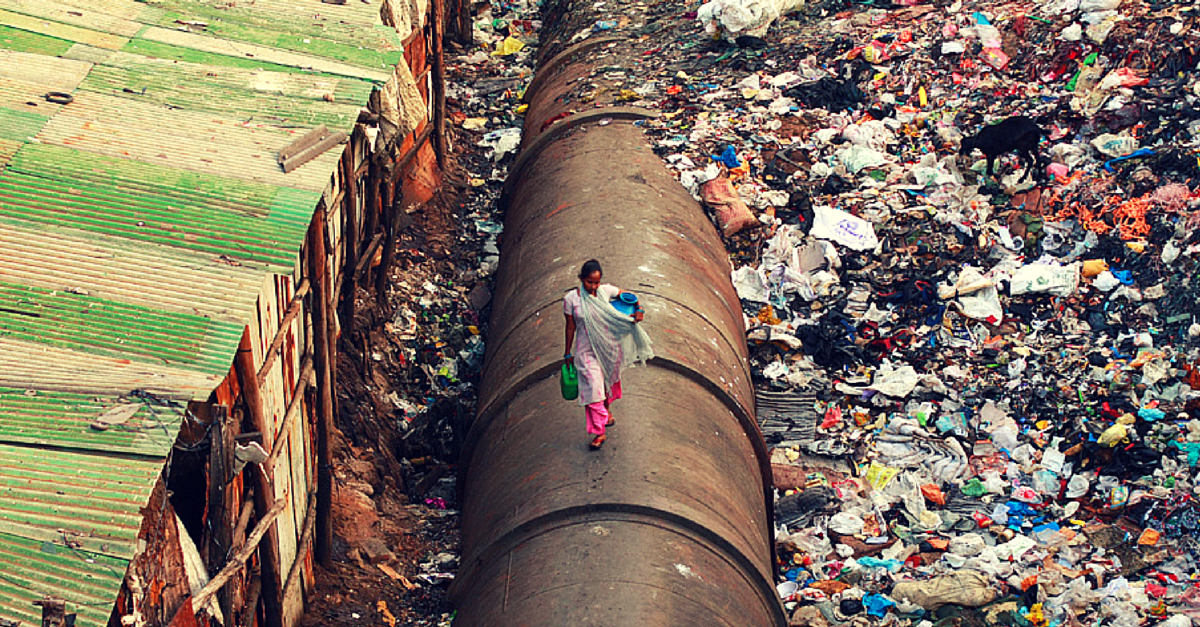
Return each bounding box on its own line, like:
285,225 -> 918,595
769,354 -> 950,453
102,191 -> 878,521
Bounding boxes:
459,0 -> 1200,623
455,0 -> 1200,623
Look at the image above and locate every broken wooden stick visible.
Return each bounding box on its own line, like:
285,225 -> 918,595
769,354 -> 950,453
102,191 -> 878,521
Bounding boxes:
191,497 -> 287,611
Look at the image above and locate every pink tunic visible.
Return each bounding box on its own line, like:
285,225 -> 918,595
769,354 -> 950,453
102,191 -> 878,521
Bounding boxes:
563,284 -> 621,406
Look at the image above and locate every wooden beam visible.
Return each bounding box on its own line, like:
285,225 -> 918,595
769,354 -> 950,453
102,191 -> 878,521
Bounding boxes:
431,0 -> 448,171
389,125 -> 434,187
353,233 -> 385,284
308,206 -> 336,568
278,125 -> 328,163
360,162 -> 381,287
206,405 -> 233,598
256,278 -> 311,386
240,575 -> 262,627
375,174 -> 397,302
191,497 -> 287,612
232,334 -> 284,627
281,492 -> 318,607
281,132 -> 348,173
340,148 -> 359,338
231,493 -> 255,551
265,355 -> 315,470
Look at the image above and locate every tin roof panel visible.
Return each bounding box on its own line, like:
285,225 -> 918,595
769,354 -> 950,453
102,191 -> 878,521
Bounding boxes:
0,388 -> 181,456
0,531 -> 127,627
0,443 -> 164,556
0,0 -> 403,622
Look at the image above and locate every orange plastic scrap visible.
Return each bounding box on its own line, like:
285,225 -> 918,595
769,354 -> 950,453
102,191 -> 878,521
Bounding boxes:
1112,195 -> 1152,240
757,305 -> 782,325
1055,200 -> 1080,220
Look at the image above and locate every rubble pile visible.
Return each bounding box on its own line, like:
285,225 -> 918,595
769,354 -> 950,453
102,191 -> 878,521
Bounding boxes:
449,0 -> 1200,623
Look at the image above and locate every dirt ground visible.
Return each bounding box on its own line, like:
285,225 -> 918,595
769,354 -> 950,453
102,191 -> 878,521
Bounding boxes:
299,173 -> 481,627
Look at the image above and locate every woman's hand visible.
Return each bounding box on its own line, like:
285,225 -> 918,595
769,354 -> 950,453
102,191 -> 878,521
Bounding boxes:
563,354 -> 574,365
633,309 -> 644,323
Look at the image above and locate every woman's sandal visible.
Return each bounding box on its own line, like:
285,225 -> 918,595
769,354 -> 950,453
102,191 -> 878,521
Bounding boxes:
605,415 -> 615,427
589,434 -> 606,450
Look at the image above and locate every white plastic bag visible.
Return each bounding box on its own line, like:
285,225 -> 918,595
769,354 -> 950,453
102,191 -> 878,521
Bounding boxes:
811,206 -> 880,251
696,0 -> 806,38
1010,262 -> 1080,296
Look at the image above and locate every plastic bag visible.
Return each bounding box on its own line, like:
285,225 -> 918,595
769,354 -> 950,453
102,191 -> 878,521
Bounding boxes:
811,206 -> 880,251
829,511 -> 866,535
701,177 -> 759,236
731,266 -> 769,302
891,572 -> 999,609
836,144 -> 890,173
1010,262 -> 1080,297
949,533 -> 986,557
491,36 -> 525,56
696,0 -> 806,39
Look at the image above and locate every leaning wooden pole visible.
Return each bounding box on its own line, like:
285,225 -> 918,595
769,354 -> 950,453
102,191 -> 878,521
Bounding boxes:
308,205 -> 336,567
432,0 -> 448,171
233,335 -> 285,627
340,150 -> 359,338
375,176 -> 397,304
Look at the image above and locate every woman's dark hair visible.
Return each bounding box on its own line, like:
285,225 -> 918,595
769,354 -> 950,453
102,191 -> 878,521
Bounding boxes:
578,259 -> 603,280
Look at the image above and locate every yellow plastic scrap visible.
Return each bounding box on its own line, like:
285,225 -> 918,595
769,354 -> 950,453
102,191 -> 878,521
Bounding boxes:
492,36 -> 525,56
1098,413 -> 1136,447
617,89 -> 640,102
865,462 -> 899,490
757,305 -> 781,325
1025,603 -> 1047,627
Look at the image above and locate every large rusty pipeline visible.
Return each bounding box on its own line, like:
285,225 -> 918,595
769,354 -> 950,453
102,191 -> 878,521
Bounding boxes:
450,8 -> 786,626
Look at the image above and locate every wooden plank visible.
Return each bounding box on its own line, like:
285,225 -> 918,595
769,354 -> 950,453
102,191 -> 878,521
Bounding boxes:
191,497 -> 287,611
265,355 -> 313,470
277,126 -> 328,163
307,206 -> 335,568
280,492 -> 316,609
232,334 -> 284,627
352,233 -> 384,283
256,278 -> 310,386
281,132 -> 347,174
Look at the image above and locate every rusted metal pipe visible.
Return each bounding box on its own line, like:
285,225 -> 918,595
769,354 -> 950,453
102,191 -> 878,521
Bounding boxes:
452,29 -> 785,627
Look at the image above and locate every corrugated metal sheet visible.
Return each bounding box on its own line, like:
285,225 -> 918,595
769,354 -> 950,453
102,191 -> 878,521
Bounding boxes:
0,531 -> 127,627
0,0 -> 402,622
0,388 -> 181,456
0,443 -> 164,554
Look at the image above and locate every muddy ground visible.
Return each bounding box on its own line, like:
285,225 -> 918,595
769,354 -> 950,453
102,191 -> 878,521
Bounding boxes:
299,172 -> 485,627
295,22 -> 524,619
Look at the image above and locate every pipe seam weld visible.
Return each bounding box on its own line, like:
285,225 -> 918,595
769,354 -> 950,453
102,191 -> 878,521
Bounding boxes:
500,109 -> 661,212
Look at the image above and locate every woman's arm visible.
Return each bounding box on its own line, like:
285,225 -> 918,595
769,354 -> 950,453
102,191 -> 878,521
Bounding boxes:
564,314 -> 575,362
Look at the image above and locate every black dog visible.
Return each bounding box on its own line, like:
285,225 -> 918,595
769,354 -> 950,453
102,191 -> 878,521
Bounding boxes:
959,115 -> 1045,182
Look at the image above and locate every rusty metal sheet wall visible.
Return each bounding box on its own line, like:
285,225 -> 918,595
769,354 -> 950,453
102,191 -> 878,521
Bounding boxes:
455,114 -> 784,625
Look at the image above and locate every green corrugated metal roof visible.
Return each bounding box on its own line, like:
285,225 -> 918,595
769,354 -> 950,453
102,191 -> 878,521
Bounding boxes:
0,0 -> 404,622
0,531 -> 127,627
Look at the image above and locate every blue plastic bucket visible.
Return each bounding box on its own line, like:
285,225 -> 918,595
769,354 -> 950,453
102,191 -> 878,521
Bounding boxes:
611,292 -> 638,316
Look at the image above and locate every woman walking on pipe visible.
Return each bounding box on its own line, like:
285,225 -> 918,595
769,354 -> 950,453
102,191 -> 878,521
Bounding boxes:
563,259 -> 654,449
